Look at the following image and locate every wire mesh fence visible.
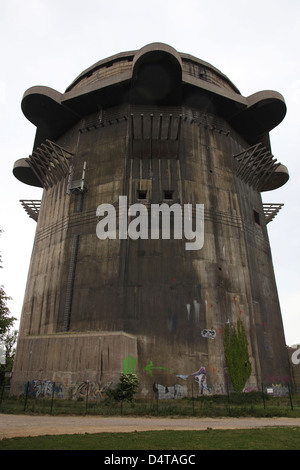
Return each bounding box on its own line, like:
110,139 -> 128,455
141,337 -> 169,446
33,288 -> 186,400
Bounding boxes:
1,379 -> 300,417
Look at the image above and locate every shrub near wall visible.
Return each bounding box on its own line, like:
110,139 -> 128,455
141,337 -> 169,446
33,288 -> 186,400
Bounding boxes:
224,319 -> 252,392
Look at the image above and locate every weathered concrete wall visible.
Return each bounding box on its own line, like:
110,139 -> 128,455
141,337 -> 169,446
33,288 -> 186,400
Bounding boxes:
14,106 -> 290,391
12,43 -> 292,396
10,331 -> 137,396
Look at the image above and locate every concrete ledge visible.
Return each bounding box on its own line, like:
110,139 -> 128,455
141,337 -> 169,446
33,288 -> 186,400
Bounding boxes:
11,331 -> 138,396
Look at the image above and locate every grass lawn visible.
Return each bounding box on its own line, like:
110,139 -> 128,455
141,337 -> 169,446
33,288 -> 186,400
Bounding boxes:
0,427 -> 300,450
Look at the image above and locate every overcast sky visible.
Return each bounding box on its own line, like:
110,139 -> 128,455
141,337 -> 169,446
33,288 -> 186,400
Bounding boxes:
0,0 -> 299,346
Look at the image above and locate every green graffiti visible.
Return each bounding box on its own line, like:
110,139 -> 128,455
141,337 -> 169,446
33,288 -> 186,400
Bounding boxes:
123,355 -> 137,374
145,361 -> 174,377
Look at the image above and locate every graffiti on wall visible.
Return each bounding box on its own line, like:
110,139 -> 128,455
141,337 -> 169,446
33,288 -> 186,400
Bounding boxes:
168,283 -> 219,340
26,380 -> 65,398
192,367 -> 211,394
211,383 -> 226,395
123,355 -> 137,374
71,381 -> 111,399
153,367 -> 211,398
269,384 -> 289,397
186,284 -> 202,323
145,361 -> 174,377
176,366 -> 211,395
201,329 -> 216,339
154,383 -> 188,399
26,380 -> 111,400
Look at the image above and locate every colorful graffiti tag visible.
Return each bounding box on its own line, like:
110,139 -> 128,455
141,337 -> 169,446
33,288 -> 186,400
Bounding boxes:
154,383 -> 188,399
26,380 -> 65,398
176,366 -> 211,394
192,367 -> 211,394
145,361 -> 174,377
201,329 -> 216,339
26,380 -> 111,400
123,355 -> 137,374
71,381 -> 111,399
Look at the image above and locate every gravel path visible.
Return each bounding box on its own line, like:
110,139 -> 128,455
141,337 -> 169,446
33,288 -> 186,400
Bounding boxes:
1,414 -> 300,439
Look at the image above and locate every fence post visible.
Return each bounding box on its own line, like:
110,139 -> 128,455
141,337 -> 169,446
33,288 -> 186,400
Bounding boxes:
85,381 -> 89,413
261,383 -> 266,409
24,381 -> 30,412
288,383 -> 294,411
50,382 -> 55,415
192,383 -> 195,415
226,381 -> 230,403
226,381 -> 231,414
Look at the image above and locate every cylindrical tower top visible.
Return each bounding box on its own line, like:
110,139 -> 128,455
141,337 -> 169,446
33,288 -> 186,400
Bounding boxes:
13,43 -> 289,191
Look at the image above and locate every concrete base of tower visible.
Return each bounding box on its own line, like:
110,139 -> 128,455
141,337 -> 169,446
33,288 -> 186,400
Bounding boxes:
10,330 -> 262,399
10,331 -> 138,398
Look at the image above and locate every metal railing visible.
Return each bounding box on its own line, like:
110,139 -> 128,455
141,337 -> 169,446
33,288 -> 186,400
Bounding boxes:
1,379 -> 299,417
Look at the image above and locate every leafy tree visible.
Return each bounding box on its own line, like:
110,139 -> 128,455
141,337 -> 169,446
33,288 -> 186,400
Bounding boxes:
107,373 -> 139,403
2,330 -> 18,368
0,230 -> 17,382
0,330 -> 18,383
224,318 -> 252,393
0,232 -> 16,338
0,285 -> 15,339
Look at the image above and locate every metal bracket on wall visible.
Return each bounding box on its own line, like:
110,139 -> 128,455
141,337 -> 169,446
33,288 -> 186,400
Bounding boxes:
263,203 -> 284,223
25,140 -> 73,189
67,161 -> 88,195
234,143 -> 281,192
20,200 -> 41,222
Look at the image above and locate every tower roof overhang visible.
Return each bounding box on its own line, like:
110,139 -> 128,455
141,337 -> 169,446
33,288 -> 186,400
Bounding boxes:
14,42 -> 288,190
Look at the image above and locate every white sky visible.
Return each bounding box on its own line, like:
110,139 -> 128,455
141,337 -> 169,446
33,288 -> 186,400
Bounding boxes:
0,0 -> 299,346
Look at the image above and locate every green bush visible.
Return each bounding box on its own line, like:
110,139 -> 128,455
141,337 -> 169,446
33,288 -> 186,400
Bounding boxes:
106,373 -> 139,403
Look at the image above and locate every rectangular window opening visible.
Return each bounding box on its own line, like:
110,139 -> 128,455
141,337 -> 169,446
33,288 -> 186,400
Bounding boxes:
253,210 -> 261,226
164,190 -> 173,200
138,190 -> 147,200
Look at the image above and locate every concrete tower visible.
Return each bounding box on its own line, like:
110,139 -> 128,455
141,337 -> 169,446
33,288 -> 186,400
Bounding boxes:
11,43 -> 291,397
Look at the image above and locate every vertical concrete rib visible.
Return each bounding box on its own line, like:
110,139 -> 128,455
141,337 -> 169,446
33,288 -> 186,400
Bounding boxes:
63,233 -> 80,331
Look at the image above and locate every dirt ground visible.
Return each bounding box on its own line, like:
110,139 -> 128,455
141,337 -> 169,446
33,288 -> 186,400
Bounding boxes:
1,414 -> 300,439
